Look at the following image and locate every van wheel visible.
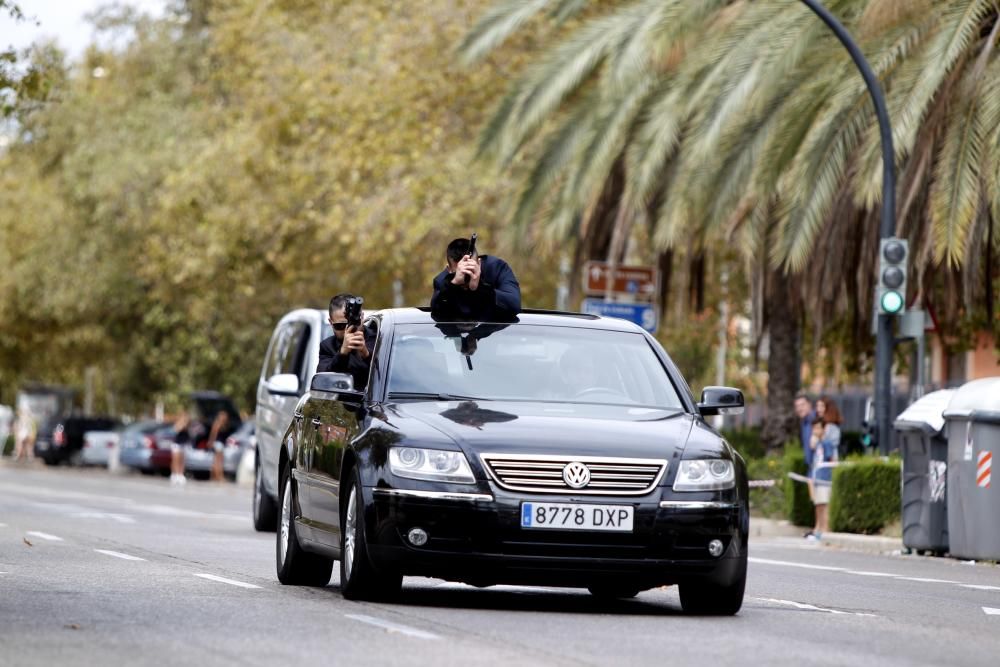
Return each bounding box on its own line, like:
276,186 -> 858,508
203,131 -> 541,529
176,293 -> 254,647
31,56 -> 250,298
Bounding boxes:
253,455 -> 277,532
275,466 -> 333,586
340,470 -> 402,601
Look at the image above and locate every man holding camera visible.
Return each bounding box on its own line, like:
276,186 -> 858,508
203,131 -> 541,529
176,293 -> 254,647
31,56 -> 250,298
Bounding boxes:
318,293 -> 375,390
430,236 -> 521,322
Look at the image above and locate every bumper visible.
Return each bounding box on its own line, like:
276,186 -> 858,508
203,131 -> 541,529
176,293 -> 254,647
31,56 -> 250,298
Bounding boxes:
183,447 -> 240,473
365,486 -> 747,588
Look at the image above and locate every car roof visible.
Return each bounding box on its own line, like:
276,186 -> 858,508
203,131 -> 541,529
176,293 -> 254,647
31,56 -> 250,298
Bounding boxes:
383,307 -> 645,333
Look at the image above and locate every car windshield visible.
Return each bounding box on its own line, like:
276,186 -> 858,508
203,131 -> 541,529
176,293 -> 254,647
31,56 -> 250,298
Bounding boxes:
386,323 -> 684,409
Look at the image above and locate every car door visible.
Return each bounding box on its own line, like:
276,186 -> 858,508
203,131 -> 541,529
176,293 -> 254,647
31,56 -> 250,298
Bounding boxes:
257,319 -> 309,496
306,316 -> 381,543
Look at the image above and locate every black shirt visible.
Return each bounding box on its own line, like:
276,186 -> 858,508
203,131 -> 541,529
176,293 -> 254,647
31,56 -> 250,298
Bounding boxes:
317,324 -> 376,391
430,255 -> 521,322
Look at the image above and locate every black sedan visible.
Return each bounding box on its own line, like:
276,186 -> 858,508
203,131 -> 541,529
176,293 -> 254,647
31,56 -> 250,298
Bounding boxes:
274,308 -> 749,614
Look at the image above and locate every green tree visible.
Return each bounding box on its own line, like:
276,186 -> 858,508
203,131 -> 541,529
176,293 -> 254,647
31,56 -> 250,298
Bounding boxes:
463,0 -> 1000,447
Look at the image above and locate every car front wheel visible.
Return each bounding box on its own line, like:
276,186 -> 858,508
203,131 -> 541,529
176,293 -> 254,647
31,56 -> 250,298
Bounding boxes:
678,550 -> 747,616
340,470 -> 402,601
253,455 -> 277,532
275,467 -> 333,586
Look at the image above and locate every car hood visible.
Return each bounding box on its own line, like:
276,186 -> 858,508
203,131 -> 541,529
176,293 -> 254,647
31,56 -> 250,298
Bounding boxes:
384,400 -> 698,462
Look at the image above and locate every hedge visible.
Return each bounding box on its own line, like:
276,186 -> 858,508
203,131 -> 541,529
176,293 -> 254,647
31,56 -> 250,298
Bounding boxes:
829,457 -> 901,534
783,444 -> 815,527
2,435 -> 12,457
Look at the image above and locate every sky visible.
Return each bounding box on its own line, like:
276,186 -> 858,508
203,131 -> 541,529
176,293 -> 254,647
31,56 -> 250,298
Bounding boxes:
1,0 -> 166,60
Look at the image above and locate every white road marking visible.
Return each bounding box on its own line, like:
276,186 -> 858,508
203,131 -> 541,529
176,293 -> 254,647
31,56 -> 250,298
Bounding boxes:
896,577 -> 958,584
749,557 -> 845,572
963,584 -> 1000,591
193,573 -> 261,589
847,570 -> 899,578
344,614 -> 440,640
25,531 -> 63,542
74,512 -> 136,524
94,549 -> 146,561
755,597 -> 878,618
0,523 -> 7,528
983,607 -> 1000,616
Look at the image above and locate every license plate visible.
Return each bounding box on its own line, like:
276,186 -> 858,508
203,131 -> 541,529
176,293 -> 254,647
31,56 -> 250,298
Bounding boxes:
520,502 -> 634,532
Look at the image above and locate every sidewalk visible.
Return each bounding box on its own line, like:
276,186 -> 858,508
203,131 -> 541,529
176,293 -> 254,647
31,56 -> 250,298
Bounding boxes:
751,517 -> 902,554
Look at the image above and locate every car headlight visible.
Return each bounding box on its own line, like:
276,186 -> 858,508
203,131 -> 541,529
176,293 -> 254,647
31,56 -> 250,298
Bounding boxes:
388,447 -> 475,484
672,459 -> 735,491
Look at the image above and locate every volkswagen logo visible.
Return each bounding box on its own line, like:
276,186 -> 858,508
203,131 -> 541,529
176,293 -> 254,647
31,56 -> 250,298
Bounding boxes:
562,461 -> 591,489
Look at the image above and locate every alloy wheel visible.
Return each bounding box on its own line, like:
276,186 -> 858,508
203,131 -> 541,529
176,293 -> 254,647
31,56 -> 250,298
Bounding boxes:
344,487 -> 357,581
279,479 -> 291,566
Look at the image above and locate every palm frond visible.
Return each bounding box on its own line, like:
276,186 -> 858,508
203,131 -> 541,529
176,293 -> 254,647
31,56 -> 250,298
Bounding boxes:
458,0 -> 553,64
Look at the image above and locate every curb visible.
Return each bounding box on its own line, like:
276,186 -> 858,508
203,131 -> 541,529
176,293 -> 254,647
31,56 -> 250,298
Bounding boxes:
750,517 -> 902,553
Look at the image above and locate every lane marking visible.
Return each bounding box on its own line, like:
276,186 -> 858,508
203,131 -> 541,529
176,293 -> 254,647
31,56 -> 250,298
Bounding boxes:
984,607 -> 1000,616
25,531 -> 63,542
193,573 -> 261,589
0,523 -> 7,528
74,512 -> 136,524
749,557 -> 845,572
963,584 -> 1000,591
847,571 -> 899,578
896,577 -> 959,584
344,614 -> 441,640
755,597 -> 878,618
94,549 -> 146,562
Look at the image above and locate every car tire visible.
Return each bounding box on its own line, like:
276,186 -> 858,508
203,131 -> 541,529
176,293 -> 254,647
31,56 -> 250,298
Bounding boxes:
678,550 -> 747,616
275,466 -> 333,586
587,585 -> 641,600
253,455 -> 278,532
340,469 -> 402,601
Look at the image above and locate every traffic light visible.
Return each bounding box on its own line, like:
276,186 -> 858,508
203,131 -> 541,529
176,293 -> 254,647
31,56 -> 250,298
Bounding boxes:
877,238 -> 908,315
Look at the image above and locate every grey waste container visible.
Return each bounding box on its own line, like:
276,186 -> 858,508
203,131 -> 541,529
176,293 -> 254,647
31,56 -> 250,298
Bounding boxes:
894,389 -> 955,555
943,377 -> 1000,561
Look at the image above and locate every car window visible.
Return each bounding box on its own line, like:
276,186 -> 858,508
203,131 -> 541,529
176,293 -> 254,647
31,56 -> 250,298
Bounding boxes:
386,324 -> 684,409
263,324 -> 291,380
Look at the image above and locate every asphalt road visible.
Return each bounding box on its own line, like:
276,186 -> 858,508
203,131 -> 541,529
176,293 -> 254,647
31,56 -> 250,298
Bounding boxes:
2,461 -> 1000,667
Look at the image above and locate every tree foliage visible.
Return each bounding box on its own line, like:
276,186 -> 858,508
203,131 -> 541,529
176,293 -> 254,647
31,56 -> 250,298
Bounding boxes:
0,0 -> 557,412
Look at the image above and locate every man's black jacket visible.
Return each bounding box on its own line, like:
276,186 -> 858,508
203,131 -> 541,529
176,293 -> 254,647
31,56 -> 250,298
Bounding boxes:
430,255 -> 521,322
317,324 -> 376,390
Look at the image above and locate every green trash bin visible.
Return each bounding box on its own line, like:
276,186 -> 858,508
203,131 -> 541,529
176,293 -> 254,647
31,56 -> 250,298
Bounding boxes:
943,377 -> 1000,561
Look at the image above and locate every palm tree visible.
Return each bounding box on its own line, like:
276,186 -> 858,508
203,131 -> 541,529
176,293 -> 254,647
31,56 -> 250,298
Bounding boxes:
461,0 -> 1000,448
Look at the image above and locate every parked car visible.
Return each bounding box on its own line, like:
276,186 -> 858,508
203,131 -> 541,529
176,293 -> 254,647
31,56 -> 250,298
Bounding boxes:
254,309 -> 333,529
35,416 -> 120,465
182,391 -> 242,480
273,308 -> 749,615
225,420 -> 256,481
81,428 -> 120,467
119,421 -> 175,475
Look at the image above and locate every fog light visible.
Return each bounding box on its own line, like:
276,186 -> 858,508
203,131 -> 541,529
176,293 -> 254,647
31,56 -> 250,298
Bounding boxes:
708,539 -> 724,557
407,527 -> 428,547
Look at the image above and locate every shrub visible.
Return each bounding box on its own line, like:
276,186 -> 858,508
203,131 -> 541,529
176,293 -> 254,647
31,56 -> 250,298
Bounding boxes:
783,444 -> 815,527
829,457 -> 901,534
722,426 -> 766,460
746,454 -> 785,518
2,435 -> 12,457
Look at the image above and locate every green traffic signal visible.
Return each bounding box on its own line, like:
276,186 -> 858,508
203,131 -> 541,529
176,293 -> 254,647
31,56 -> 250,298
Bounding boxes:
880,290 -> 904,314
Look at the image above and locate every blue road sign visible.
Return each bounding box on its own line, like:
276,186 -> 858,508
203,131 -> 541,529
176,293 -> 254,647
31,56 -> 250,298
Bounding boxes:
581,298 -> 658,333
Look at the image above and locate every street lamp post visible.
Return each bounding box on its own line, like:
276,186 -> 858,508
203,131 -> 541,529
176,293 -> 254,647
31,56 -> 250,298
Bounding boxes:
798,0 -> 897,455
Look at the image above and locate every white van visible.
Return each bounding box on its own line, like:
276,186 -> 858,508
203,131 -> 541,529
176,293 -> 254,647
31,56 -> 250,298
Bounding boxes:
253,309 -> 331,531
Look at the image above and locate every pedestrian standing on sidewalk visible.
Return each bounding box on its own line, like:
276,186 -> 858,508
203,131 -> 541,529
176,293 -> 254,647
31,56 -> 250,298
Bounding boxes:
807,396 -> 842,540
208,411 -> 230,482
13,408 -> 36,463
794,394 -> 816,469
170,412 -> 194,487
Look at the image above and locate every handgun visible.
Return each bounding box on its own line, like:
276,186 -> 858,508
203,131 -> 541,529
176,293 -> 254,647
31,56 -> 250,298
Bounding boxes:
345,296 -> 364,332
463,233 -> 478,286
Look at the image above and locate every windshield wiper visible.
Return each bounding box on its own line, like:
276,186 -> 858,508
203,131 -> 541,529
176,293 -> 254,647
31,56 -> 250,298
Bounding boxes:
388,392 -> 484,401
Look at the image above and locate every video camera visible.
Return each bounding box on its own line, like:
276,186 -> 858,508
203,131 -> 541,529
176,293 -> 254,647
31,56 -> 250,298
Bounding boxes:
345,296 -> 364,332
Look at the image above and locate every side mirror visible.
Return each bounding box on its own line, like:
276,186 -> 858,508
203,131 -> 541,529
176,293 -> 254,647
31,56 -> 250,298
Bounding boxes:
311,372 -> 364,403
266,373 -> 300,397
698,386 -> 745,417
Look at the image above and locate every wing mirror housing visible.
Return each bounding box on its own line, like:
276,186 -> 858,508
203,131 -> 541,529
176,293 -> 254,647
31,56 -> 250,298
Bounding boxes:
311,372 -> 364,403
697,386 -> 745,417
265,373 -> 300,397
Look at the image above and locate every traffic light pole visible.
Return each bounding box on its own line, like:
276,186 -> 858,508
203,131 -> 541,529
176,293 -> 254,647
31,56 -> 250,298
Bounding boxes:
798,0 -> 897,454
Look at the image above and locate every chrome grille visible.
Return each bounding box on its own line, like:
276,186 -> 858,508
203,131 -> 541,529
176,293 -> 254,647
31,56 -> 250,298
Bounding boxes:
480,453 -> 668,496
